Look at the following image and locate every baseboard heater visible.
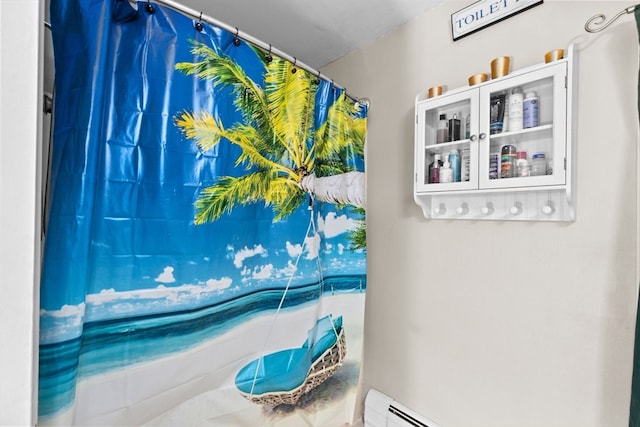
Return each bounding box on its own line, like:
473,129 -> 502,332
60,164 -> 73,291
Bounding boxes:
364,389 -> 441,427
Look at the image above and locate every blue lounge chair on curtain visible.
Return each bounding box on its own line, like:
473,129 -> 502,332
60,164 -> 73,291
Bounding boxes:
235,314 -> 346,405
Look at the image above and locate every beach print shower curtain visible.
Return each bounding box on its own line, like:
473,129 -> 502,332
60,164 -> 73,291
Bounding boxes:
39,1 -> 367,425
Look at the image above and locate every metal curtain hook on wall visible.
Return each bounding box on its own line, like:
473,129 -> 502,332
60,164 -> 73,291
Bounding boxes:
234,27 -> 241,46
584,5 -> 636,32
315,70 -> 321,84
291,57 -> 297,74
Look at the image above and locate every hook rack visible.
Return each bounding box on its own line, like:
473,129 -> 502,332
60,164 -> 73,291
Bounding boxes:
585,5 -> 636,33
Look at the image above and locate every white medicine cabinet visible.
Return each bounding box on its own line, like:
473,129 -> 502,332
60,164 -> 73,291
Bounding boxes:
413,45 -> 577,221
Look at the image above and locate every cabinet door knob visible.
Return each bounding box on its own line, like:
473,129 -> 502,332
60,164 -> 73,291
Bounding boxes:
478,133 -> 486,140
470,135 -> 477,141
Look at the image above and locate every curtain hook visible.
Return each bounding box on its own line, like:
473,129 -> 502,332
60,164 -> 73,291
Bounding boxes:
291,57 -> 297,74
195,12 -> 203,31
315,70 -> 321,84
145,1 -> 155,13
266,44 -> 273,63
233,27 -> 241,46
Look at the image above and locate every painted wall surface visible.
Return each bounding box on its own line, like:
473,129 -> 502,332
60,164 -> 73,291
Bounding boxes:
322,1 -> 639,426
0,1 -> 42,426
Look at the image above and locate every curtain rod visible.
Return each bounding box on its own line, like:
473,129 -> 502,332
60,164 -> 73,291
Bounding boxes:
148,0 -> 365,105
584,4 -> 637,33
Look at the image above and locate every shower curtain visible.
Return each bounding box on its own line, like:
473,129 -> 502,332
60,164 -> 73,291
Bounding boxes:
630,5 -> 640,427
39,1 -> 367,425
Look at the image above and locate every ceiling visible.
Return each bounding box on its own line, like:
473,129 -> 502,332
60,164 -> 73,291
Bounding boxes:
177,0 -> 449,69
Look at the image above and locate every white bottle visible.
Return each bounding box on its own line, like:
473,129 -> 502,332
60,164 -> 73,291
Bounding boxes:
507,88 -> 523,132
523,92 -> 539,128
439,156 -> 453,183
516,151 -> 530,177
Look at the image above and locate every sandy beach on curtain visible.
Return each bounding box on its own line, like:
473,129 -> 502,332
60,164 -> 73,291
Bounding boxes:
42,293 -> 365,427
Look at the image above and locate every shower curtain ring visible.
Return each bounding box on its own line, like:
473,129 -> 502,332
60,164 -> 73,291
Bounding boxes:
233,27 -> 241,46
195,12 -> 203,31
315,71 -> 321,84
145,1 -> 155,13
266,44 -> 273,63
291,58 -> 297,74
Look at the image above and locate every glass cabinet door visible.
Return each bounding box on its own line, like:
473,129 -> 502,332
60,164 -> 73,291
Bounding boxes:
415,89 -> 479,193
478,62 -> 568,189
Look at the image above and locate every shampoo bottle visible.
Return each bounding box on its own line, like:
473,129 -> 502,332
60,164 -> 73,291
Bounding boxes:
448,113 -> 461,141
449,149 -> 461,182
439,156 -> 453,183
436,114 -> 448,143
507,88 -> 523,132
523,92 -> 539,128
428,154 -> 443,183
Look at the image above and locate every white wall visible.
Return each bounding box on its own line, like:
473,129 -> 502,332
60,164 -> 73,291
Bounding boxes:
0,1 -> 43,426
322,1 -> 639,426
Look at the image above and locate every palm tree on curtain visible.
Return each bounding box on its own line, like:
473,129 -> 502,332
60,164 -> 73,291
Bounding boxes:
174,41 -> 366,247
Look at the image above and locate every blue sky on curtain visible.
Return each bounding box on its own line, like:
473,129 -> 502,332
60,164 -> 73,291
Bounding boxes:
39,1 -> 368,425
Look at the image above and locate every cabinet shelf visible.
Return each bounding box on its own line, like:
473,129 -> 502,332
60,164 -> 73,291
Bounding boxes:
425,139 -> 471,150
489,123 -> 552,140
413,45 -> 577,221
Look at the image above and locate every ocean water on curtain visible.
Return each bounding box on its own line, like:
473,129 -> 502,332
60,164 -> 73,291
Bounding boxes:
39,276 -> 366,417
40,1 -> 368,425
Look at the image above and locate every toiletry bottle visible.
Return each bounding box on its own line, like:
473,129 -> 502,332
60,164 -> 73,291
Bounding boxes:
516,150 -> 530,177
502,98 -> 509,133
439,155 -> 453,183
507,88 -> 523,132
436,114 -> 448,143
500,145 -> 517,178
489,153 -> 499,179
428,154 -> 443,183
531,152 -> 547,176
489,94 -> 506,134
448,113 -> 460,141
462,148 -> 471,182
523,92 -> 539,128
465,113 -> 471,139
449,149 -> 461,182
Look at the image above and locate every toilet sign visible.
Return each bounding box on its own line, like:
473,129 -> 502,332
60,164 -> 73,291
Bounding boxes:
451,0 -> 543,41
